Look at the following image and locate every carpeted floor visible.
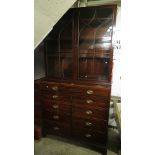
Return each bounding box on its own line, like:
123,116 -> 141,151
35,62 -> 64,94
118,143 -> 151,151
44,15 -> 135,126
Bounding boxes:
34,128 -> 120,155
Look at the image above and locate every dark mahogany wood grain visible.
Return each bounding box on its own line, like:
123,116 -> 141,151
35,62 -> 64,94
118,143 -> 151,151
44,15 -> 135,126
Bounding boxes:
43,120 -> 71,137
72,95 -> 109,108
43,103 -> 71,115
43,111 -> 71,123
72,104 -> 109,120
35,5 -> 117,154
72,127 -> 107,145
34,79 -> 43,140
72,117 -> 108,133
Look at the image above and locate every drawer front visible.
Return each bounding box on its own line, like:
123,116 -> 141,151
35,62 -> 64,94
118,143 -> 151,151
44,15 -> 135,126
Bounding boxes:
41,82 -> 110,97
70,86 -> 110,97
40,82 -> 59,91
41,92 -> 71,102
44,120 -> 71,137
72,95 -> 109,108
43,110 -> 71,123
72,104 -> 109,120
72,118 -> 108,133
40,82 -> 71,93
43,100 -> 71,113
73,128 -> 107,145
42,97 -> 71,106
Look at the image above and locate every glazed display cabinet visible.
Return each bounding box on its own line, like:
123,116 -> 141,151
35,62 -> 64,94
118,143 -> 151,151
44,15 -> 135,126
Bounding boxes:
36,5 -> 116,155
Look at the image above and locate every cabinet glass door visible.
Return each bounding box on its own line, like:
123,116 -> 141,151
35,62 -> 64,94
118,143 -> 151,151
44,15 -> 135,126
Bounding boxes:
78,7 -> 114,82
45,10 -> 73,80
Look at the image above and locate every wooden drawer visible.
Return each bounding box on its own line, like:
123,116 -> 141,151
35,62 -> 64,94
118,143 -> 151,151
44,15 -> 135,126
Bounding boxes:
41,92 -> 71,102
41,96 -> 71,106
43,111 -> 71,123
72,104 -> 109,120
40,82 -> 60,91
43,101 -> 71,114
40,82 -> 71,93
44,120 -> 71,137
72,95 -> 109,108
70,85 -> 110,97
72,118 -> 108,133
73,128 -> 107,145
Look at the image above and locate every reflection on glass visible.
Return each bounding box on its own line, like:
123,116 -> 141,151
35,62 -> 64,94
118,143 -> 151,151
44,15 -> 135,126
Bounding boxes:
78,8 -> 113,81
46,11 -> 73,80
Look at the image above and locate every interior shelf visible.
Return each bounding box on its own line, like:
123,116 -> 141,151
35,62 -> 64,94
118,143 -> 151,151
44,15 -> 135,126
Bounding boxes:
80,17 -> 112,20
45,6 -> 115,82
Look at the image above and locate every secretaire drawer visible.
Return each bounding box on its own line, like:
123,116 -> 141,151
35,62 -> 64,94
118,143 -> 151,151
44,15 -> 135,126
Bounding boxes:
72,104 -> 109,120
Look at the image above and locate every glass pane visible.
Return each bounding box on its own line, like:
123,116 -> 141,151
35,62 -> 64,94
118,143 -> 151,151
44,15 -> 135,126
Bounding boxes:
46,40 -> 60,78
61,58 -> 73,79
79,57 -> 110,80
47,57 -> 60,78
46,40 -> 58,54
96,8 -> 113,18
59,18 -> 73,80
78,7 -> 113,81
45,10 -> 73,80
94,58 -> 110,80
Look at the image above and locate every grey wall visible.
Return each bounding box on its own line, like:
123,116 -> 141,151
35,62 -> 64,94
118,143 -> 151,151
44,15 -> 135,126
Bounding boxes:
34,0 -> 77,48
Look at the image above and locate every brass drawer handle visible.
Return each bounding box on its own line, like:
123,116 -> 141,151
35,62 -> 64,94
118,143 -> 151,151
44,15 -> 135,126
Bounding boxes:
53,126 -> 59,130
85,122 -> 92,126
53,115 -> 59,119
85,134 -> 92,138
46,85 -> 48,88
52,86 -> 58,91
52,104 -> 59,109
87,90 -> 94,94
86,110 -> 93,115
86,99 -> 93,104
52,95 -> 59,99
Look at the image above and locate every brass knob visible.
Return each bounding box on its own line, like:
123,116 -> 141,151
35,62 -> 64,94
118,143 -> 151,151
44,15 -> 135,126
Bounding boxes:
52,95 -> 59,99
86,99 -> 93,104
85,134 -> 92,138
87,90 -> 93,94
53,126 -> 59,130
86,110 -> 93,115
85,122 -> 92,126
46,85 -> 48,88
52,104 -> 59,109
52,86 -> 58,91
53,115 -> 59,119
